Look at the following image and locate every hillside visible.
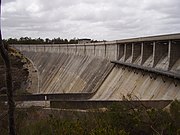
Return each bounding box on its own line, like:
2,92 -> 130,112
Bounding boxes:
0,47 -> 29,95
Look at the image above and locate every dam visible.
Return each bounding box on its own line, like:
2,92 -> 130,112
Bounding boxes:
11,33 -> 180,101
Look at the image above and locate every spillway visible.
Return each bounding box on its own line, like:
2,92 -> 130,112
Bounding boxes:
92,65 -> 180,100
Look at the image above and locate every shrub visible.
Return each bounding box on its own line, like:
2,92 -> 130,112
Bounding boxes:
1,100 -> 180,135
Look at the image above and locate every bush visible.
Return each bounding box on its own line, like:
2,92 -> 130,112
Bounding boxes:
0,102 -> 8,135
1,100 -> 180,135
170,100 -> 180,134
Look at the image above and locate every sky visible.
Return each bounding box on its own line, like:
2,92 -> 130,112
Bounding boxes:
1,0 -> 180,40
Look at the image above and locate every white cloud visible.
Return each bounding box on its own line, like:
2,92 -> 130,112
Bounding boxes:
1,0 -> 180,40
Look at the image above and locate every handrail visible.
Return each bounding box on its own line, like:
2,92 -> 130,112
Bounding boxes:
116,33 -> 180,43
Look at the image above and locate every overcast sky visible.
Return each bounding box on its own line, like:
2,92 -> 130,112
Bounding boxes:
2,0 -> 180,40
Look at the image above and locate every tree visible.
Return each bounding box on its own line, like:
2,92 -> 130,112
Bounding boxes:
0,0 -> 16,135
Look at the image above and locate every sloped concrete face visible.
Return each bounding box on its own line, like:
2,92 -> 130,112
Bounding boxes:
92,65 -> 180,100
23,51 -> 114,94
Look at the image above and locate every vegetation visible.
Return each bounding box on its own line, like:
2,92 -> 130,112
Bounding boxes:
0,46 -> 29,95
3,37 -> 101,45
1,100 -> 180,135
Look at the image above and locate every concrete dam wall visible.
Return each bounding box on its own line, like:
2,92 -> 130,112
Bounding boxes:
92,65 -> 180,100
22,52 -> 114,94
13,34 -> 180,100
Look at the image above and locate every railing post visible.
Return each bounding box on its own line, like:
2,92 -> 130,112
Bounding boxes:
152,41 -> 156,67
168,40 -> 171,70
131,43 -> 134,63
